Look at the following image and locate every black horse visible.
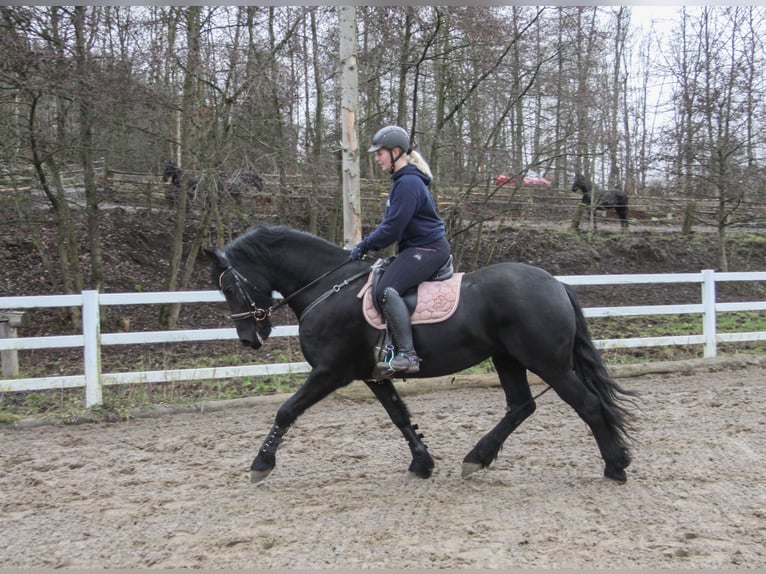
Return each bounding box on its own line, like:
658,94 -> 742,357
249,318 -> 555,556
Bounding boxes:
225,167 -> 265,199
572,173 -> 629,229
161,161 -> 264,207
206,225 -> 636,484
162,161 -> 199,206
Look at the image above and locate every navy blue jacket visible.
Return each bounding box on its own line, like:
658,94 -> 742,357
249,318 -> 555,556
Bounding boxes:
361,164 -> 446,253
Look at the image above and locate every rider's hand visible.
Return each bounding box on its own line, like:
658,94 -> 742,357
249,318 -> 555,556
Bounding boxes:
348,243 -> 366,261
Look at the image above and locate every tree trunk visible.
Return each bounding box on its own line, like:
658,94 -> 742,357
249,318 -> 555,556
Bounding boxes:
159,6 -> 198,329
267,7 -> 290,224
73,7 -> 104,299
339,6 -> 361,247
26,8 -> 85,327
607,7 -> 627,190
573,7 -> 599,180
396,8 -> 413,127
307,8 -> 324,236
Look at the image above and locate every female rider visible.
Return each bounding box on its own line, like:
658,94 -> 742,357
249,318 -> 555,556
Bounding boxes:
349,125 -> 451,374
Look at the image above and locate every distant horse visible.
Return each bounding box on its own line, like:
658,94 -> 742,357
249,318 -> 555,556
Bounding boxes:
572,173 -> 629,229
161,161 -> 264,207
224,168 -> 264,201
161,161 -> 199,207
206,225 -> 636,484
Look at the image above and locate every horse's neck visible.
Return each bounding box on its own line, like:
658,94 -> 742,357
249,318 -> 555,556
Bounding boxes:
265,247 -> 342,308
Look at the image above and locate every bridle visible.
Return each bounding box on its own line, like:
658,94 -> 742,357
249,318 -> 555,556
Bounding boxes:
219,259 -> 367,323
218,266 -> 273,322
218,265 -> 276,349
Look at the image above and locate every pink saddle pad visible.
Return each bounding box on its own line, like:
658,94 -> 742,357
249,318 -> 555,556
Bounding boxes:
357,272 -> 464,330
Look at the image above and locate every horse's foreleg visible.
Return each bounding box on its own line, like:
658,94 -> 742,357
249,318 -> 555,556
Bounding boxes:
462,353 -> 536,477
251,368 -> 348,483
251,423 -> 286,482
365,379 -> 434,479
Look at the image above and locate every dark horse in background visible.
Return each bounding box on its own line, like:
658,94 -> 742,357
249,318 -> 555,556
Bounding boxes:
206,225 -> 636,485
572,172 -> 629,229
162,161 -> 264,208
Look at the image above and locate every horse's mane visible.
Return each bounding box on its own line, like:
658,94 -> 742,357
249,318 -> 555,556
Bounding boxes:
226,225 -> 343,267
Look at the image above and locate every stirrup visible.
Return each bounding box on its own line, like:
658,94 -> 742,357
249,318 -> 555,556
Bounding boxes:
378,351 -> 421,374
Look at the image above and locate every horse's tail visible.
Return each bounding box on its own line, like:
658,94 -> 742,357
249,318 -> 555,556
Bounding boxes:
563,283 -> 637,446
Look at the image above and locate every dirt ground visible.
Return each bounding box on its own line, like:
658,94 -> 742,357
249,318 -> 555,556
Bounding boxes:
1,362 -> 764,569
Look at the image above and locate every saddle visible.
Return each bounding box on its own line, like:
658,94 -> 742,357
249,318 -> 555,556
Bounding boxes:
356,256 -> 464,330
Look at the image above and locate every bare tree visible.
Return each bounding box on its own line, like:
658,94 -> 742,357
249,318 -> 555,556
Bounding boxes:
73,7 -> 105,296
339,5 -> 361,247
566,7 -> 604,231
662,7 -> 766,268
0,7 -> 89,324
159,6 -> 198,328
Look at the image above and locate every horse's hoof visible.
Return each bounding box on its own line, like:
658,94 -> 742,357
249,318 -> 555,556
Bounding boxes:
461,462 -> 483,478
604,467 -> 627,483
407,463 -> 434,479
250,468 -> 272,484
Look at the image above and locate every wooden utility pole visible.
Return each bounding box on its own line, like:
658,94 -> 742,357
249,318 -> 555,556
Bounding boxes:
339,6 -> 361,248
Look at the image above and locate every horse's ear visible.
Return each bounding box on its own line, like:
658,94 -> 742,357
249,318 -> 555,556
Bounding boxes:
203,246 -> 228,268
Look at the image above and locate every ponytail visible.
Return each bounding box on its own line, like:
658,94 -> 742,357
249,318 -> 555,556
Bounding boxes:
406,150 -> 433,180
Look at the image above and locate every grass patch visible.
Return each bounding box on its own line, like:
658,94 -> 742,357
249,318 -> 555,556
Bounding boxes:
718,310 -> 766,332
0,372 -> 305,421
98,374 -> 303,414
0,411 -> 20,424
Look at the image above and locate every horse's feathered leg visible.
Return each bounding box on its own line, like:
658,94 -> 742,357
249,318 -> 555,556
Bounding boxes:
545,369 -> 634,482
462,353 -> 536,477
251,367 -> 351,483
364,379 -> 434,478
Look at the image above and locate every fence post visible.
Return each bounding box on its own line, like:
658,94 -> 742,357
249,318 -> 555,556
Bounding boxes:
0,311 -> 27,377
0,318 -> 18,376
701,269 -> 716,358
82,290 -> 103,407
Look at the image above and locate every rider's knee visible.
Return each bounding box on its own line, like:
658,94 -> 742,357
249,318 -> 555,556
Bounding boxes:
377,286 -> 399,308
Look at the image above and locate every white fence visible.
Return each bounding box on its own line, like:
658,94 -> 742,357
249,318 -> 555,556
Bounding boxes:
2,269 -> 766,408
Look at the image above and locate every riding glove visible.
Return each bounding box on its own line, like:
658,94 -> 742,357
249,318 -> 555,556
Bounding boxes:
348,242 -> 367,261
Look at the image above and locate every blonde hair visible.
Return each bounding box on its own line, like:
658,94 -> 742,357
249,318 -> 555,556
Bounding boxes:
405,149 -> 433,180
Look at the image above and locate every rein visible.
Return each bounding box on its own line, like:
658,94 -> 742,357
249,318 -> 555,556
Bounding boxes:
220,259 -> 369,322
298,268 -> 371,322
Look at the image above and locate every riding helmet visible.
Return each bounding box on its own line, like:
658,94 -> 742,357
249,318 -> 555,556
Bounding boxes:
368,125 -> 411,154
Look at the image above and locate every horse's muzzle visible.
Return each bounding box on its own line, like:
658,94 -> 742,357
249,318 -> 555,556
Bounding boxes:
239,328 -> 266,349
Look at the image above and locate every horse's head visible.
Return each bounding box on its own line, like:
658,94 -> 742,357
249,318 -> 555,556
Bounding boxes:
205,246 -> 273,350
571,172 -> 589,193
162,161 -> 182,186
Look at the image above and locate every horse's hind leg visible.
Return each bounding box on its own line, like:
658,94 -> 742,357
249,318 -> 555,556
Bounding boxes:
462,353 -> 536,477
546,370 -> 632,482
620,208 -> 629,230
365,378 -> 435,479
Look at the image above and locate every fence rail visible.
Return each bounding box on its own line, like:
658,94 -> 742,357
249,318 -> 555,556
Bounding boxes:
2,269 -> 766,408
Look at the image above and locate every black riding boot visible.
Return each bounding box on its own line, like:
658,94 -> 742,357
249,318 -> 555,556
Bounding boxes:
379,287 -> 421,374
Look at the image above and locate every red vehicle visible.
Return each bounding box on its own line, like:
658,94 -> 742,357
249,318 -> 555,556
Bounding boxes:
494,169 -> 552,188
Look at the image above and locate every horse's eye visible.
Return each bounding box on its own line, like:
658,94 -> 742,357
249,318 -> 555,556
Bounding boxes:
223,286 -> 234,296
